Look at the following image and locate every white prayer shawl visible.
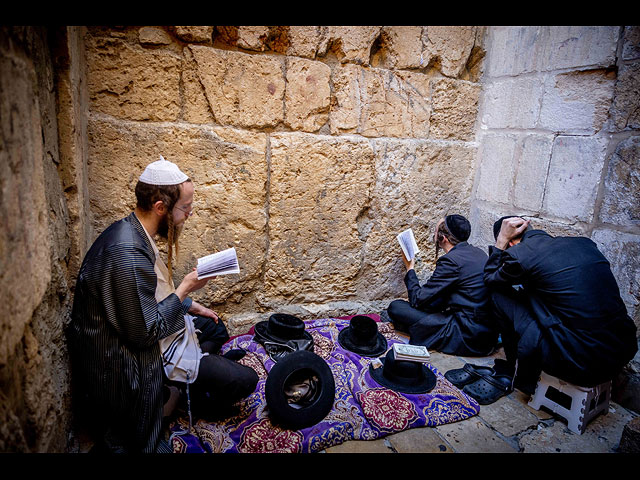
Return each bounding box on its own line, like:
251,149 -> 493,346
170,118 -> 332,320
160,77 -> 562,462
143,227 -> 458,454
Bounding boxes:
140,221 -> 205,383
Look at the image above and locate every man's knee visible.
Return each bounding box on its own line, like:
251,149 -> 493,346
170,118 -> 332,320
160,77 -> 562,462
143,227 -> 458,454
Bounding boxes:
387,299 -> 409,320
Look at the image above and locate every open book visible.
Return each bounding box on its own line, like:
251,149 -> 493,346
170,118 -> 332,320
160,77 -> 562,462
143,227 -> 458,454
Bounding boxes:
392,343 -> 430,362
397,228 -> 420,261
196,247 -> 240,279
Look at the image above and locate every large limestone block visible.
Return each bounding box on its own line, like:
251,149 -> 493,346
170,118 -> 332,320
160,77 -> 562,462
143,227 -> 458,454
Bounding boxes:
542,135 -> 607,222
485,26 -> 619,77
422,26 -> 478,78
599,135 -> 640,227
86,117 -> 268,305
513,134 -> 554,211
357,139 -> 477,300
475,133 -> 519,204
330,64 -> 430,138
284,57 -> 331,132
172,26 -> 213,43
189,45 -> 285,128
481,76 -> 544,129
538,69 -> 616,135
85,35 -> 182,121
430,78 -> 481,141
262,133 -> 375,305
0,48 -> 52,365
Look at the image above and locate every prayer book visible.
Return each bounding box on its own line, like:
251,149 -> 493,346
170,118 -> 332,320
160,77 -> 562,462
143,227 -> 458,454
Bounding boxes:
397,228 -> 420,261
392,343 -> 430,362
196,247 -> 240,279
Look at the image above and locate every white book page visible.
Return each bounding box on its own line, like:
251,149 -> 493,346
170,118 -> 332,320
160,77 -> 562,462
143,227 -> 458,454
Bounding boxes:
396,228 -> 420,261
196,247 -> 240,279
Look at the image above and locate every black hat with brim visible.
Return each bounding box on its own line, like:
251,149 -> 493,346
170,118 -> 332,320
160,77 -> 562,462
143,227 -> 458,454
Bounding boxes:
338,315 -> 388,357
369,349 -> 437,394
254,313 -> 313,344
265,350 -> 336,430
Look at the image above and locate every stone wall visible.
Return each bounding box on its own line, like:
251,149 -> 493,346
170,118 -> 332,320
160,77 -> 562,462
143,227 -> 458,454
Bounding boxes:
469,26 -> 640,333
1,25 -> 639,453
0,26 -> 82,452
83,26 -> 486,334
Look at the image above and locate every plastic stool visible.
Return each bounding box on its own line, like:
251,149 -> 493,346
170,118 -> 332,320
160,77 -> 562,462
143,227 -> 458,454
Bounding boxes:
528,371 -> 611,434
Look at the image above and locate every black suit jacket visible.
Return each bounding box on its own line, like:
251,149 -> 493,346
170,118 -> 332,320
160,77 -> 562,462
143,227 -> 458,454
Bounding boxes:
484,229 -> 637,386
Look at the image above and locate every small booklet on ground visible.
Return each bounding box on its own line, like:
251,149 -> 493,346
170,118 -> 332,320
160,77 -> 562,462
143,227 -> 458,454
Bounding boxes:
392,343 -> 430,362
397,228 -> 420,261
196,247 -> 240,279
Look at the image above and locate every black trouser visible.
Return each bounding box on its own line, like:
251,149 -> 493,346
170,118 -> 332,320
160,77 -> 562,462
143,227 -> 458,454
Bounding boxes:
489,289 -> 542,394
174,316 -> 259,418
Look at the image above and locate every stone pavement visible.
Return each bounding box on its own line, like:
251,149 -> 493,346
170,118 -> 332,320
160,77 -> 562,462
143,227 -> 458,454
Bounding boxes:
321,346 -> 639,454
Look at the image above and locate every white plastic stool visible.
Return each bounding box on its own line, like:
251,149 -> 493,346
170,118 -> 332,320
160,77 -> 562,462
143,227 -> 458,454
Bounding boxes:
528,371 -> 611,434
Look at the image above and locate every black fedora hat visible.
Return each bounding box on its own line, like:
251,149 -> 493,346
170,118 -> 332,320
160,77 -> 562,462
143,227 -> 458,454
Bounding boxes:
265,350 -> 336,430
369,349 -> 437,394
254,313 -> 313,344
338,315 -> 388,357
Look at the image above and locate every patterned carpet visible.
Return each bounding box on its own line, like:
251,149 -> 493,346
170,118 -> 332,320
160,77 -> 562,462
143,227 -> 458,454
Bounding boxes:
169,314 -> 480,453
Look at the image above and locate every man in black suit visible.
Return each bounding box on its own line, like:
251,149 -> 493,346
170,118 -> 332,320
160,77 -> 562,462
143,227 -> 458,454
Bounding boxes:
387,215 -> 499,356
480,216 -> 637,399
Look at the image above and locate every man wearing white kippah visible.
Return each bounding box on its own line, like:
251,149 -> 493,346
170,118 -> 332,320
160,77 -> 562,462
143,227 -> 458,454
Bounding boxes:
70,156 -> 258,453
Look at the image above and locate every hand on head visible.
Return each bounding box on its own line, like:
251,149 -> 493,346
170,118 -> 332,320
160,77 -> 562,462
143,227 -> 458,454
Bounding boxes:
496,217 -> 530,249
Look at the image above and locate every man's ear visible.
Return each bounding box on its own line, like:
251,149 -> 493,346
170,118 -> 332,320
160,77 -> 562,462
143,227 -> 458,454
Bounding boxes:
152,200 -> 167,216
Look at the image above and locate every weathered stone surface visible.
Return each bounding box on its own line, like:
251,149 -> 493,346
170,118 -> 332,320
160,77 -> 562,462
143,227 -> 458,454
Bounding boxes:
0,47 -> 51,366
434,418 -> 517,453
371,26 -> 423,70
321,26 -> 381,65
181,45 -> 215,124
189,45 -> 285,128
543,135 -> 607,222
475,133 -> 519,204
330,64 -> 430,138
387,426 -> 454,453
599,136 -> 640,226
358,139 -> 477,300
422,26 -> 477,78
539,69 -> 616,134
480,76 -> 544,129
619,415 -> 640,453
287,26 -> 324,59
513,134 -> 554,211
611,62 -> 640,131
86,117 -> 268,310
430,78 -> 481,141
173,26 -> 213,43
85,34 -> 182,121
262,132 -> 375,305
477,394 -> 541,438
519,401 -> 635,453
485,26 -> 619,77
591,229 -> 640,327
138,27 -> 171,46
622,26 -> 640,61
236,26 -> 270,51
284,57 -> 331,132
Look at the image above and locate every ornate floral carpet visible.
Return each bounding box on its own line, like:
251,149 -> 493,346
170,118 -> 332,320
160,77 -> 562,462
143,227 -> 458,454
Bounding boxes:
168,315 -> 480,453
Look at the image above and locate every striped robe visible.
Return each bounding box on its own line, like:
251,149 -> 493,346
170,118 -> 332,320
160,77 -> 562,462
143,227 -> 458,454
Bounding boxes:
70,213 -> 191,452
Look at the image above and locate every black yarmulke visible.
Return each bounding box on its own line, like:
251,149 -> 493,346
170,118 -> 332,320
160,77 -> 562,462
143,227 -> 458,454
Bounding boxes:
445,214 -> 471,242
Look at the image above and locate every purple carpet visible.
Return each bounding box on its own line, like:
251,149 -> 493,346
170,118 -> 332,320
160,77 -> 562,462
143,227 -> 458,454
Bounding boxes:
169,314 -> 480,453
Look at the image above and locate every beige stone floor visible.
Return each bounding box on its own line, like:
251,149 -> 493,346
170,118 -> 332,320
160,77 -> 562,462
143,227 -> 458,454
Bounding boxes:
321,344 -> 638,454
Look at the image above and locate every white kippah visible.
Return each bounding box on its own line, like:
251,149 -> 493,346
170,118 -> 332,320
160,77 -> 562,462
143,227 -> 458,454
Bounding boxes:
139,155 -> 189,185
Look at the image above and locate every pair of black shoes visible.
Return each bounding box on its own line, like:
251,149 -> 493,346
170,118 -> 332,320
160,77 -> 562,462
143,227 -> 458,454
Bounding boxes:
444,360 -> 515,405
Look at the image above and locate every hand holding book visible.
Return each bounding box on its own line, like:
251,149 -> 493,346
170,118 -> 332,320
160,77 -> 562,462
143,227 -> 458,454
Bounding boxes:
196,247 -> 240,280
397,228 -> 420,261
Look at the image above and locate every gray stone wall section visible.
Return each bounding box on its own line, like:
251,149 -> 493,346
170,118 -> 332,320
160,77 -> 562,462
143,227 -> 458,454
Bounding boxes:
470,26 -> 640,333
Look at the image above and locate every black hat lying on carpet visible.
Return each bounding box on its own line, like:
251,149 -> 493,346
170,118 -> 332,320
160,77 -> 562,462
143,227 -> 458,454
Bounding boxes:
265,350 -> 336,430
369,348 -> 437,394
254,313 -> 314,361
338,315 -> 388,357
